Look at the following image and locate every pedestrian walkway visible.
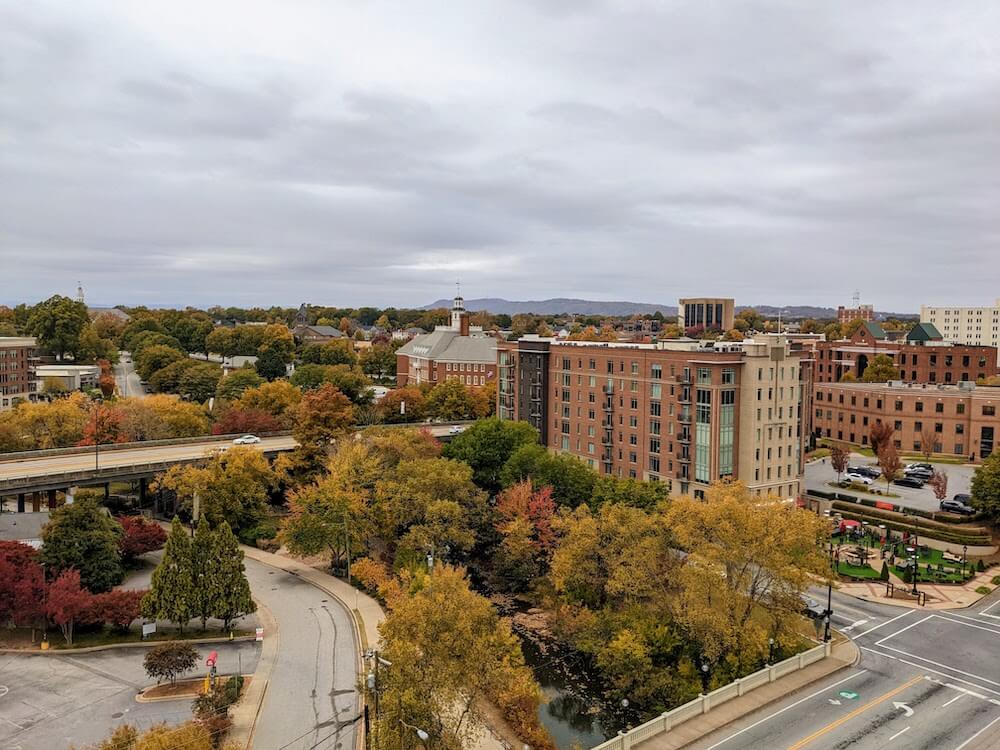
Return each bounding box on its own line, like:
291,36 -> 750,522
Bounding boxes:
634,638 -> 859,750
838,568 -> 997,610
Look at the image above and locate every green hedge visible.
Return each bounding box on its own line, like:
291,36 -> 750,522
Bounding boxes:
832,505 -> 991,547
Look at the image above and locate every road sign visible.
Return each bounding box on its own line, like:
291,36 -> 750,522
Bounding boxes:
255,627 -> 264,641
839,690 -> 859,700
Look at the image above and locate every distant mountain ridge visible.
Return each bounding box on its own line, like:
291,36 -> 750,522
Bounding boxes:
425,298 -> 916,319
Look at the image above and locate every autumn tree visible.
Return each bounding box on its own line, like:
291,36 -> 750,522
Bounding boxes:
861,354 -> 899,383
40,499 -> 123,593
0,541 -> 47,636
869,421 -> 895,457
830,443 -> 850,482
500,443 -> 597,508
443,418 -> 538,494
282,476 -> 367,572
211,407 -> 281,436
374,566 -> 552,750
6,392 -> 90,449
136,344 -> 186,382
665,483 -> 828,676
236,380 -> 302,425
293,382 -> 355,448
928,471 -> 948,503
359,342 -> 397,382
300,340 -> 357,366
425,378 -> 477,420
118,515 -> 167,564
493,482 -> 557,589
378,386 -> 425,423
84,589 -> 146,633
920,426 -> 937,460
877,442 -> 903,492
152,447 -> 278,533
143,642 -> 200,685
47,569 -> 91,645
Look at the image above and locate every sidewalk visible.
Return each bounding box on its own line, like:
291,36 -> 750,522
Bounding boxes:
634,638 -> 859,750
838,568 -> 997,610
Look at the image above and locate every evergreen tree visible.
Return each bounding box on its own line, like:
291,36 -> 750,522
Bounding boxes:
191,518 -> 217,631
40,499 -> 123,593
211,522 -> 257,631
141,518 -> 194,632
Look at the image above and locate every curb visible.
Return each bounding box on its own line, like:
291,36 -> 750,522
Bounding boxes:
135,674 -> 252,703
0,634 -> 256,656
227,594 -> 277,750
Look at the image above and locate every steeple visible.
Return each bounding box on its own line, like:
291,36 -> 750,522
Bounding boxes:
76,281 -> 85,304
451,284 -> 469,335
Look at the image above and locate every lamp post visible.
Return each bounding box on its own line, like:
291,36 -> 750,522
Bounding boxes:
699,658 -> 711,695
963,544 -> 968,580
767,637 -> 775,665
910,554 -> 919,596
91,397 -> 104,471
823,580 -> 833,643
399,719 -> 430,749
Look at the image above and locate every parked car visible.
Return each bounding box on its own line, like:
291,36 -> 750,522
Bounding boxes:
905,468 -> 934,481
895,476 -> 925,489
448,425 -> 465,435
940,498 -> 976,516
906,462 -> 933,472
233,434 -> 261,445
845,472 -> 873,485
953,493 -> 973,504
849,466 -> 881,479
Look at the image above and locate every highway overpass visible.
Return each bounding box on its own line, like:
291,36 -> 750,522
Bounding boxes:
0,424 -> 467,509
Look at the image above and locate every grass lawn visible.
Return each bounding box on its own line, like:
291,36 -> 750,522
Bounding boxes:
49,627 -> 253,650
837,562 -> 882,579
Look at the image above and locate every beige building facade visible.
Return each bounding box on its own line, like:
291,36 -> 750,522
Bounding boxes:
921,300 -> 1000,359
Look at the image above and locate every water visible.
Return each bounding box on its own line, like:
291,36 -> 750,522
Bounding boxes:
516,630 -> 616,750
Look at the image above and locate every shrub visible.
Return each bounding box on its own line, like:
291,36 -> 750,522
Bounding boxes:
880,561 -> 890,581
991,575 -> 1000,586
975,586 -> 992,595
144,641 -> 200,685
978,559 -> 987,572
119,516 -> 167,563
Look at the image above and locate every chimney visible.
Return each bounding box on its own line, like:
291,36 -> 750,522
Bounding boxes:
459,312 -> 470,336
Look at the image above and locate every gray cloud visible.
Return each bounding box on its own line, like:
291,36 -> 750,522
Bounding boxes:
1,0 -> 998,311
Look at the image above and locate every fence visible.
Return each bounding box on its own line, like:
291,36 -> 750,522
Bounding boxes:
590,641 -> 831,750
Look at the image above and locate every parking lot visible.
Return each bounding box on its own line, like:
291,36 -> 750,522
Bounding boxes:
0,642 -> 258,749
805,453 -> 977,514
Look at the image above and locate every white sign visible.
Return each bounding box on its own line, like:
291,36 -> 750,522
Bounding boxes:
255,627 -> 264,642
142,623 -> 156,636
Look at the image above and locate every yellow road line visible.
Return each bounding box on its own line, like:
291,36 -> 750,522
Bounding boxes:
786,675 -> 924,750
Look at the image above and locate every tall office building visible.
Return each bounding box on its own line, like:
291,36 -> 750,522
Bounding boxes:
498,333 -> 805,500
678,297 -> 735,332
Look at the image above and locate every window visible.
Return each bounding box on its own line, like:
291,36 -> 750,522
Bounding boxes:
985,405 -> 996,416
650,401 -> 661,416
629,415 -> 638,428
631,362 -> 639,375
936,402 -> 944,413
651,364 -> 662,379
697,368 -> 711,384
630,398 -> 638,410
722,368 -> 735,384
649,438 -> 660,453
649,455 -> 660,472
915,402 -> 924,412
935,422 -> 943,433
957,403 -> 966,414
914,421 -> 923,431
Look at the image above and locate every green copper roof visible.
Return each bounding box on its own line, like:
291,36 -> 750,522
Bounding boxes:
907,322 -> 943,342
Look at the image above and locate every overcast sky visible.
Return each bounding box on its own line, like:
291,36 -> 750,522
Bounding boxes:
2,1 -> 999,311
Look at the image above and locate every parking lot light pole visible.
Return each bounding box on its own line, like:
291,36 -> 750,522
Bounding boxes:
824,580 -> 833,643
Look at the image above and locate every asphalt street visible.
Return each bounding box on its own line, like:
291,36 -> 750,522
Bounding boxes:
684,589 -> 1000,750
806,453 -> 976,515
0,435 -> 299,482
114,352 -> 145,400
0,642 -> 259,750
245,559 -> 360,750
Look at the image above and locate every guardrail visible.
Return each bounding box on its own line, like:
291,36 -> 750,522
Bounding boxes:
0,432 -> 294,462
591,641 -> 831,750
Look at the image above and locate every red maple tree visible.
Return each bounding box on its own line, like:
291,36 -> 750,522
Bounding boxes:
118,515 -> 168,562
46,569 -> 92,645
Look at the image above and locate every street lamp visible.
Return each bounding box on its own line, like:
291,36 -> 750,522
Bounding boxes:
767,637 -> 775,665
91,397 -> 104,471
400,719 -> 430,748
823,579 -> 833,643
963,545 -> 968,580
699,659 -> 711,695
910,554 -> 920,596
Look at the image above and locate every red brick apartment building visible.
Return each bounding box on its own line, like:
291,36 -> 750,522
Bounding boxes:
0,337 -> 39,410
499,334 -> 806,499
814,322 -> 997,385
812,381 -> 998,461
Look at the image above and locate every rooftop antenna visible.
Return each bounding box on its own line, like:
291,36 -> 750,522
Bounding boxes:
853,290 -> 861,308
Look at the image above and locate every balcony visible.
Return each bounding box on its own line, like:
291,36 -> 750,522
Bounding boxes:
679,455 -> 691,464
679,411 -> 692,424
678,432 -> 691,444
603,401 -> 614,412
603,384 -> 615,395
677,373 -> 691,384
679,388 -> 692,404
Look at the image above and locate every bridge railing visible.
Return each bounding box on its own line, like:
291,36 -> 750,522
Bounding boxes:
590,641 -> 831,750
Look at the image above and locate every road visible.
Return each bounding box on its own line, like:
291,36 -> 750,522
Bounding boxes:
685,588 -> 1000,750
0,642 -> 259,749
806,453 -> 976,514
0,425 -> 465,486
0,436 -> 299,483
245,558 -> 359,750
114,352 -> 145,399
